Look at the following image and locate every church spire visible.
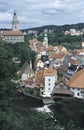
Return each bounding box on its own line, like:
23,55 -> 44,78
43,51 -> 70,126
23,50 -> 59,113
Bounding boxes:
12,10 -> 19,31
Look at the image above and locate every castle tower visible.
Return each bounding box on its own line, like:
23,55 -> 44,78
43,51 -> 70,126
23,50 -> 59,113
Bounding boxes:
12,10 -> 19,31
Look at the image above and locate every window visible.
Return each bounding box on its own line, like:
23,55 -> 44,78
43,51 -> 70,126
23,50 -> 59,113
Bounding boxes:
48,88 -> 50,91
48,79 -> 50,81
77,93 -> 80,96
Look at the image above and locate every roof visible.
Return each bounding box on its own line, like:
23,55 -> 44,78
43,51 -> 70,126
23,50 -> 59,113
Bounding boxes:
49,53 -> 65,59
35,69 -> 44,83
28,38 -> 37,45
69,69 -> 84,88
52,87 -> 73,95
0,30 -> 23,36
57,46 -> 67,52
57,46 -> 63,51
24,76 -> 34,83
19,61 -> 34,75
48,45 -> 54,51
62,76 -> 70,85
43,66 -> 57,76
69,59 -> 80,65
40,83 -> 45,88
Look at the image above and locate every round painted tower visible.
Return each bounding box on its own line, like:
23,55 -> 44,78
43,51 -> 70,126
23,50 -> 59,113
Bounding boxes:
12,10 -> 19,31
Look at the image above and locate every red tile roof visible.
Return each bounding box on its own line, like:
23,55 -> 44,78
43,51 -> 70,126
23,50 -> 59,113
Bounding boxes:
24,76 -> 34,83
69,59 -> 80,65
43,66 -> 57,76
35,69 -> 44,83
1,30 -> 23,36
49,53 -> 65,59
69,69 -> 84,88
48,45 -> 54,51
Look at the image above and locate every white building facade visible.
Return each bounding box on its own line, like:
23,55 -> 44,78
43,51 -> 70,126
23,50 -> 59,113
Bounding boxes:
43,67 -> 57,96
70,88 -> 84,99
44,75 -> 56,96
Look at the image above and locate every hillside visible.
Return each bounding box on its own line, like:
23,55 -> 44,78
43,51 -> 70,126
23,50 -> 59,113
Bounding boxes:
1,23 -> 84,32
22,23 -> 84,32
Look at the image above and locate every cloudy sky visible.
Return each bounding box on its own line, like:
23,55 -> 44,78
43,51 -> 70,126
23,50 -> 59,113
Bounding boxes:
0,0 -> 84,29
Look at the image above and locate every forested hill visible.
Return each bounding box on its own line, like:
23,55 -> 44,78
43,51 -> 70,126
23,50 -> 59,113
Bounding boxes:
22,23 -> 84,32
1,23 -> 84,32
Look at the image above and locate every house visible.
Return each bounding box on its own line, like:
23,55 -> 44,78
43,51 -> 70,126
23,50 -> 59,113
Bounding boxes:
68,69 -> 84,99
24,66 -> 57,97
68,58 -> 80,67
48,45 -> 67,55
63,68 -> 84,99
48,45 -> 54,54
43,66 -> 57,96
28,38 -> 38,52
74,51 -> 84,65
49,53 -> 65,68
37,60 -> 44,68
28,39 -> 47,54
64,29 -> 83,36
81,42 -> 84,48
63,64 -> 84,81
24,69 -> 44,96
19,61 -> 34,81
49,53 -> 65,61
57,46 -> 67,53
52,81 -> 73,99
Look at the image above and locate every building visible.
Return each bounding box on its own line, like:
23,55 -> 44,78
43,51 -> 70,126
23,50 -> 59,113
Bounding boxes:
12,10 -> 19,31
81,42 -> 84,48
43,33 -> 48,48
0,10 -> 24,44
74,50 -> 84,65
43,66 -> 57,96
19,61 -> 34,81
68,69 -> 84,99
63,68 -> 84,99
52,81 -> 73,99
24,66 -> 57,97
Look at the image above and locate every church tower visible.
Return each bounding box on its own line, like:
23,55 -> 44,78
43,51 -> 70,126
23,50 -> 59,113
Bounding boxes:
12,10 -> 19,31
44,33 -> 48,48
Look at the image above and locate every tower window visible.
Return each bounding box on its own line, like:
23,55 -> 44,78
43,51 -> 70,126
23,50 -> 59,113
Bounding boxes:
48,79 -> 50,81
48,88 -> 50,91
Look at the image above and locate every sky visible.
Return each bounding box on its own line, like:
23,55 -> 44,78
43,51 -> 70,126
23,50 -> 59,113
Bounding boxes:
0,0 -> 84,29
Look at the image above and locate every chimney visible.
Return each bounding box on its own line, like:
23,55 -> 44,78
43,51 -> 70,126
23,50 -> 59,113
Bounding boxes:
30,60 -> 32,69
